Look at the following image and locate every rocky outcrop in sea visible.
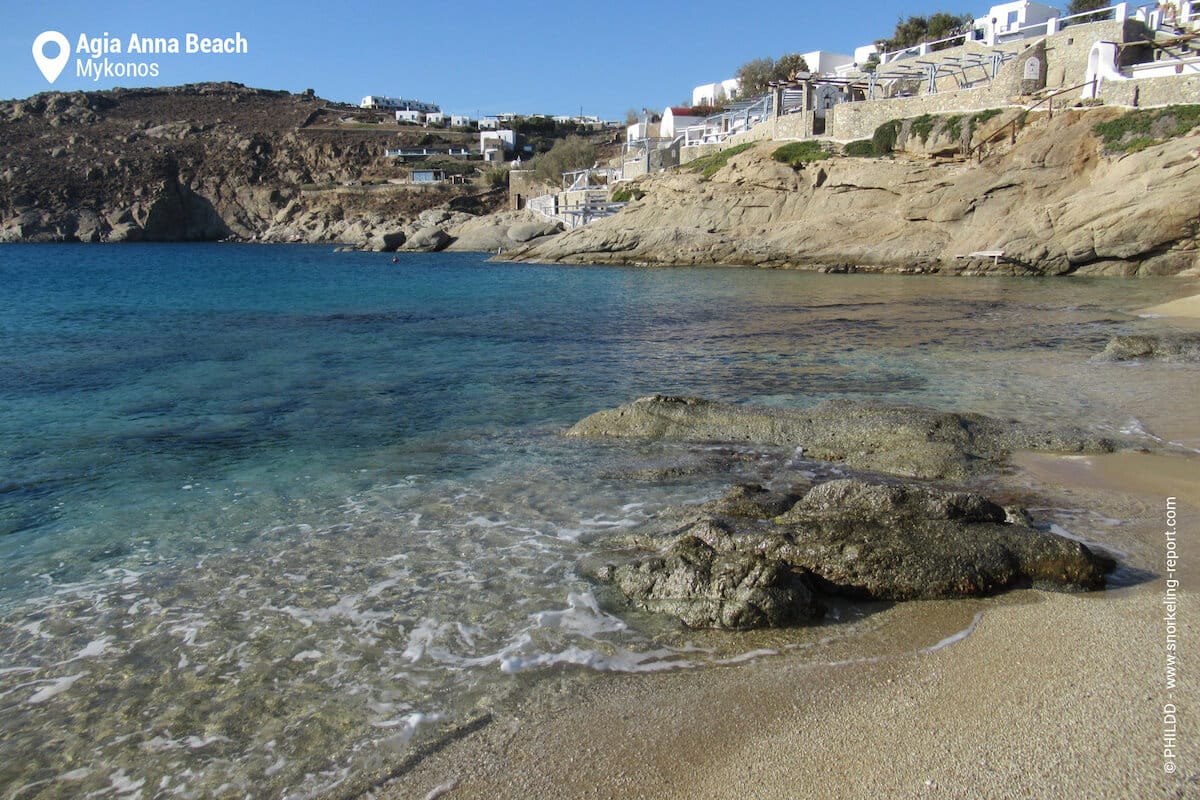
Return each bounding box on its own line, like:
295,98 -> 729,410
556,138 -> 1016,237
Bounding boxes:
573,396 -> 1123,629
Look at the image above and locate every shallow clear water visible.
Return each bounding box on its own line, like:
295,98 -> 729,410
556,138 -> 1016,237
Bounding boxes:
0,244 -> 1194,799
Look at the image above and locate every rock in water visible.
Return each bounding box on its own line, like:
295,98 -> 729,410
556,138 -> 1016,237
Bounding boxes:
596,478 -> 1114,628
600,533 -> 821,630
772,479 -> 1113,599
567,395 -> 1116,480
1095,334 -> 1200,362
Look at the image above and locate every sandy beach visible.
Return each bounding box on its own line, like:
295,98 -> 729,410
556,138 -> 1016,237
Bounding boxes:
382,451 -> 1198,799
1138,291 -> 1200,331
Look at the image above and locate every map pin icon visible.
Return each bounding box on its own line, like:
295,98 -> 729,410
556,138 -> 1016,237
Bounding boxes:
32,31 -> 70,84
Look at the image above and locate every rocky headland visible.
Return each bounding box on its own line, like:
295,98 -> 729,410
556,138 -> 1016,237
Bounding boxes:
4,85 -> 1197,275
0,83 -> 561,253
509,106 -> 1200,277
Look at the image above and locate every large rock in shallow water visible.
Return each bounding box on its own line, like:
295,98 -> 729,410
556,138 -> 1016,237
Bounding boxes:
597,478 -> 1114,627
599,532 -> 821,629
771,479 -> 1113,599
567,395 -> 1116,480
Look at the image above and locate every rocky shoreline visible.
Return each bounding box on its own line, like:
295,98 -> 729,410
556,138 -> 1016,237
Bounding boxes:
507,108 -> 1200,277
4,86 -> 1197,277
564,395 -> 1130,630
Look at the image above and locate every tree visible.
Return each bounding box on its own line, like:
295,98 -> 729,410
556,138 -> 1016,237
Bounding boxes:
927,11 -> 970,40
735,53 -> 810,98
877,12 -> 973,52
529,135 -> 596,184
624,108 -> 640,125
1067,0 -> 1109,13
775,53 -> 810,81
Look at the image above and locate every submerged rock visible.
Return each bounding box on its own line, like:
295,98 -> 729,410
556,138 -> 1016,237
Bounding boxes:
597,478 -> 1113,628
1095,334 -> 1200,362
567,395 -> 1116,480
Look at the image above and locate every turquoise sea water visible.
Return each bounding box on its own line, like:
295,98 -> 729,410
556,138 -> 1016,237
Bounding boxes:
0,244 -> 1191,798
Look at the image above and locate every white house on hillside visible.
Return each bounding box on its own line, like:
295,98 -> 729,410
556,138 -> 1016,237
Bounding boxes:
450,114 -> 473,128
853,43 -> 880,64
660,107 -> 704,138
801,51 -> 855,75
626,120 -> 662,141
361,96 -> 440,112
480,129 -> 516,155
692,79 -> 741,106
395,109 -> 423,124
974,1 -> 1059,39
478,116 -> 500,130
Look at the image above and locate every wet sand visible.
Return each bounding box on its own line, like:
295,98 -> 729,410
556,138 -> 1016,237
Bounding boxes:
380,450 -> 1198,800
1138,290 -> 1200,333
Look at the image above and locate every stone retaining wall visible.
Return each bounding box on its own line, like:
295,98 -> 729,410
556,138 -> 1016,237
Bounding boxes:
742,19 -> 1136,143
679,142 -> 726,166
1099,74 -> 1200,106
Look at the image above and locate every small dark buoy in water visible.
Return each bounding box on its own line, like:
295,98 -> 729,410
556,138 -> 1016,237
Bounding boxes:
391,256 -> 399,263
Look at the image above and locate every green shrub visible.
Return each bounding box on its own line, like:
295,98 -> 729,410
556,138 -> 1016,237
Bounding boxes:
909,114 -> 935,143
944,115 -> 963,142
485,167 -> 509,188
611,188 -> 631,202
529,135 -> 597,184
772,140 -> 831,168
686,143 -> 756,179
871,120 -> 901,155
1092,105 -> 1200,152
844,139 -> 877,157
971,108 -> 1003,127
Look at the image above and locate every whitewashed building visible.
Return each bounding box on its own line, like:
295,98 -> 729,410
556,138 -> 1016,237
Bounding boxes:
361,95 -> 440,112
424,111 -> 446,126
395,109 -> 424,124
974,1 -> 1060,40
660,106 -> 704,138
626,120 -> 662,141
692,79 -> 741,106
478,116 -> 500,130
480,129 -> 517,154
801,50 -> 856,76
450,115 -> 473,128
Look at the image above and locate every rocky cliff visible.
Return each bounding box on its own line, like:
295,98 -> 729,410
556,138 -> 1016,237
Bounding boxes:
0,83 -> 543,251
509,107 -> 1200,276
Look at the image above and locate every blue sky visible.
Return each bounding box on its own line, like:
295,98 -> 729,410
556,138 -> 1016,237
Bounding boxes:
1,0 -> 1060,118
